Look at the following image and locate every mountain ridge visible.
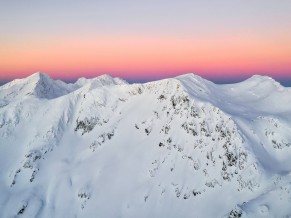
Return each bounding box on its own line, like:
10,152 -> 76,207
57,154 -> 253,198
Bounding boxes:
0,72 -> 291,217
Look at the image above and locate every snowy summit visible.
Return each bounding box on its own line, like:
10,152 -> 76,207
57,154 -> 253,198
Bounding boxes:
0,73 -> 291,218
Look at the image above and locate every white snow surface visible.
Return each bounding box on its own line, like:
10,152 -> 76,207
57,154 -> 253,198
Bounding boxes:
0,72 -> 291,218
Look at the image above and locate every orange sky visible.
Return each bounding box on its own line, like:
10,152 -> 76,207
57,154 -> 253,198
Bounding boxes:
1,33 -> 291,81
1,0 -> 291,85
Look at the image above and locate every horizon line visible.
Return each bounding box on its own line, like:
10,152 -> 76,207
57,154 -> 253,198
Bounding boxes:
0,71 -> 291,87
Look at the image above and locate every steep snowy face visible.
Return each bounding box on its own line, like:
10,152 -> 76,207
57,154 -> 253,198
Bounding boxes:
0,73 -> 290,218
177,74 -> 291,169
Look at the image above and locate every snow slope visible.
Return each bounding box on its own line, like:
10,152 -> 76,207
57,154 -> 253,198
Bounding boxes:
0,73 -> 291,218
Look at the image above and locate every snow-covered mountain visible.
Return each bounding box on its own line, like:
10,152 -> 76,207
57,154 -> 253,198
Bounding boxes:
0,72 -> 291,218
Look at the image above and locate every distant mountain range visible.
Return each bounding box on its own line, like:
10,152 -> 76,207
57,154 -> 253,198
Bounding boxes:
0,72 -> 291,218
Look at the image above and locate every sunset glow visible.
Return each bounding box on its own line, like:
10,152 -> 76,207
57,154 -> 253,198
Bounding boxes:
1,0 -> 291,85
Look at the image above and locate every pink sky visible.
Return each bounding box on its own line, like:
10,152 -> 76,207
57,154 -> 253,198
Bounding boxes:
1,34 -> 291,82
1,1 -> 291,85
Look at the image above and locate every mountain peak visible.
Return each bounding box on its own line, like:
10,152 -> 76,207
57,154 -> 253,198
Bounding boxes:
27,72 -> 50,80
174,73 -> 214,98
95,74 -> 128,85
75,74 -> 128,88
175,72 -> 203,80
175,73 -> 214,86
26,72 -> 56,87
248,74 -> 277,83
235,74 -> 285,92
0,72 -> 72,101
97,73 -> 115,80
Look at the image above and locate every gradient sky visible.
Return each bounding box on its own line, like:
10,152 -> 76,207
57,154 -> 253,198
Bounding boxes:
1,0 -> 291,86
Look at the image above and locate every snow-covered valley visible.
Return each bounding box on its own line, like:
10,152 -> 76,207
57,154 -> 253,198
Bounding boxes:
0,72 -> 291,218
